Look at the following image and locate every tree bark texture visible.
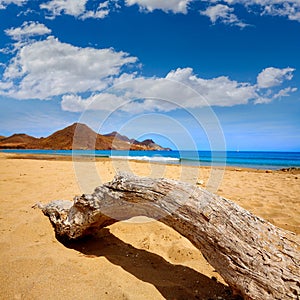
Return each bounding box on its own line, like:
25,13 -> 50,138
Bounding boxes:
35,173 -> 300,300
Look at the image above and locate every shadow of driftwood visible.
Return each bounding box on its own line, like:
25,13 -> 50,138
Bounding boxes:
61,229 -> 242,300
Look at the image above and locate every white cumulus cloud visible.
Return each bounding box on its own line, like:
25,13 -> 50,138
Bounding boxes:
200,4 -> 248,27
40,0 -> 116,19
165,67 -> 257,106
0,36 -> 138,99
257,67 -> 295,88
60,66 -> 297,113
80,0 -> 110,20
40,0 -> 88,17
5,21 -> 51,41
272,87 -> 298,99
61,93 -> 128,112
207,0 -> 300,22
0,0 -> 26,9
0,81 -> 13,90
1,25 -> 296,112
59,68 -> 256,113
261,1 -> 300,21
125,0 -> 192,14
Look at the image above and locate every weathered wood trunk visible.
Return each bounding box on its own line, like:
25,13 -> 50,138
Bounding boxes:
35,173 -> 300,300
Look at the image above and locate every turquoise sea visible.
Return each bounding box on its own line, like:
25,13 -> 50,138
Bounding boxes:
1,149 -> 300,170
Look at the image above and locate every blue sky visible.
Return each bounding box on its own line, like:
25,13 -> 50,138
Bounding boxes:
0,0 -> 299,151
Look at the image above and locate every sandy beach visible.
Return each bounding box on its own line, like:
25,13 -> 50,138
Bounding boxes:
0,152 -> 299,299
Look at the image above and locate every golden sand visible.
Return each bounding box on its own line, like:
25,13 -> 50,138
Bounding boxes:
0,153 -> 299,299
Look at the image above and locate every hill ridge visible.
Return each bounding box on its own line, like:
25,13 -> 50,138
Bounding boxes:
0,123 -> 171,151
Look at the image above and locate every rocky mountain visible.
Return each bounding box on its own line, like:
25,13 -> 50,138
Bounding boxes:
0,123 -> 171,151
0,133 -> 40,149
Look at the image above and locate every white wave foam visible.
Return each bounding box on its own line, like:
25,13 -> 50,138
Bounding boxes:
110,155 -> 180,162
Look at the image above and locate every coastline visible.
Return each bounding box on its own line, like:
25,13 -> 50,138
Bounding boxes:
4,151 -> 300,173
0,149 -> 300,172
2,149 -> 300,171
1,152 -> 299,299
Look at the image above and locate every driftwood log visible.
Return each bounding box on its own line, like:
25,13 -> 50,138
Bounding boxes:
35,173 -> 300,300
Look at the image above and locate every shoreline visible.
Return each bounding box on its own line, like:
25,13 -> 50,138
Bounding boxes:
2,152 -> 300,174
